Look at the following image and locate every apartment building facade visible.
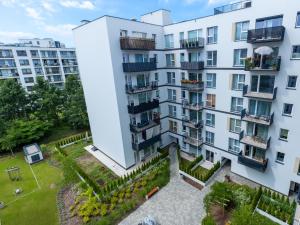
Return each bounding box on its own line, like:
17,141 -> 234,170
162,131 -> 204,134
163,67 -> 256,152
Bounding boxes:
74,0 -> 300,195
0,38 -> 79,91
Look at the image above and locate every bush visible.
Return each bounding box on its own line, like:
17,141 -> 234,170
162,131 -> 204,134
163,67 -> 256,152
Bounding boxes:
187,155 -> 203,170
202,215 -> 216,225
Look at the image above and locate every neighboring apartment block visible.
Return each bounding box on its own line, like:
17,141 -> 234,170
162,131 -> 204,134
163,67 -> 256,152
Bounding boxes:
74,0 -> 300,195
0,38 -> 79,91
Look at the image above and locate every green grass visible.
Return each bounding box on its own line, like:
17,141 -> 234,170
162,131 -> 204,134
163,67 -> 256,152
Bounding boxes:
252,212 -> 279,225
63,140 -> 117,185
180,157 -> 192,168
193,165 -> 209,176
0,153 -> 63,225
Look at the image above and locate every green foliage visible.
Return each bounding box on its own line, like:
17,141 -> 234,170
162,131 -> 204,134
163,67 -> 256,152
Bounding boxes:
251,186 -> 262,210
186,155 -> 203,170
201,215 -> 216,225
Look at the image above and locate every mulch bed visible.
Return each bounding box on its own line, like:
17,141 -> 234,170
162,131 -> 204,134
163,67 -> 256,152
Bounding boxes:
182,176 -> 203,190
210,204 -> 233,225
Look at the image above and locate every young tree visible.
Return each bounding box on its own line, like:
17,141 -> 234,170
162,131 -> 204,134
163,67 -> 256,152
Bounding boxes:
0,79 -> 28,121
63,75 -> 89,129
30,77 -> 63,123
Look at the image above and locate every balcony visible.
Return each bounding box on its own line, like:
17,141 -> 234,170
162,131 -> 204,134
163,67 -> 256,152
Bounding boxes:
132,134 -> 161,151
123,62 -> 156,72
180,38 -> 205,49
239,130 -> 271,150
128,99 -> 159,114
181,61 -> 204,70
183,134 -> 203,147
238,152 -> 268,172
182,116 -> 203,129
182,100 -> 204,111
126,81 -> 158,94
181,80 -> 204,92
241,109 -> 274,126
214,0 -> 251,15
120,37 -> 155,50
130,115 -> 160,133
247,26 -> 285,43
243,85 -> 277,100
245,56 -> 281,71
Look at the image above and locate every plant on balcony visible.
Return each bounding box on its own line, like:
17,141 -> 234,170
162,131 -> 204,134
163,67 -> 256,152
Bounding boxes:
181,79 -> 202,84
245,57 -> 254,70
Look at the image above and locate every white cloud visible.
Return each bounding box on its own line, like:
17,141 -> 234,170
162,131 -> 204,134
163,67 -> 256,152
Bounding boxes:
208,0 -> 228,4
44,24 -> 77,38
59,0 -> 95,9
0,31 -> 35,43
42,1 -> 56,13
0,0 -> 16,6
25,7 -> 43,20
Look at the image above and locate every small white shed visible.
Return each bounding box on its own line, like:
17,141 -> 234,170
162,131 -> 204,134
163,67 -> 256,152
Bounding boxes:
23,143 -> 44,164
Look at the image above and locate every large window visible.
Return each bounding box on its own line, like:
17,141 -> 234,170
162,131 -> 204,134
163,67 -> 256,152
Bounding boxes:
276,152 -> 285,163
21,68 -> 32,75
229,118 -> 241,133
292,45 -> 300,59
231,97 -> 243,113
283,103 -> 293,116
167,89 -> 176,101
296,12 -> 300,27
205,131 -> 215,145
168,105 -> 177,117
232,74 -> 245,90
207,51 -> 217,67
16,50 -> 27,57
207,26 -> 218,44
249,100 -> 271,118
235,21 -> 249,41
206,73 -> 216,88
19,59 -> 29,66
167,72 -> 175,84
279,128 -> 289,141
250,75 -> 275,93
255,16 -> 283,29
24,77 -> 34,83
164,34 -> 174,48
228,138 -> 240,153
169,120 -> 178,133
206,113 -> 215,127
166,54 -> 175,67
233,49 -> 247,66
287,76 -> 297,89
206,94 -> 216,108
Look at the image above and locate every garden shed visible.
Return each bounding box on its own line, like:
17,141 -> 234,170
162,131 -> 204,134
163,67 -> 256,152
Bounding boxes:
23,143 -> 44,164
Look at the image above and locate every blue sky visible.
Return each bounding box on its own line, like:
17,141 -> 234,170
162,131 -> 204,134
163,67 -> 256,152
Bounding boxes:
0,0 -> 232,47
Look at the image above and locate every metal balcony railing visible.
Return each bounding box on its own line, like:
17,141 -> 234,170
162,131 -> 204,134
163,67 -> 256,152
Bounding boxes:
238,152 -> 268,172
181,80 -> 204,91
245,56 -> 281,71
123,61 -> 157,72
180,38 -> 205,49
241,109 -> 274,126
181,61 -> 204,70
127,99 -> 159,114
132,134 -> 161,151
247,26 -> 285,43
239,130 -> 271,150
125,81 -> 158,94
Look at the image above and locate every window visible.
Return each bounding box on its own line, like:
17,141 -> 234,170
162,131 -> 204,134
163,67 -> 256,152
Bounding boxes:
34,68 -> 43,75
287,76 -> 297,89
180,53 -> 185,62
207,51 -> 217,67
24,77 -> 34,83
207,26 -> 218,44
235,21 -> 249,41
16,50 -> 27,56
206,94 -> 216,108
233,49 -> 247,66
156,90 -> 160,98
164,34 -> 174,48
292,45 -> 300,59
132,31 -> 146,38
168,105 -> 177,117
206,113 -> 215,127
19,59 -> 29,66
181,72 -> 185,80
206,73 -> 216,88
250,75 -> 275,93
155,72 -> 159,81
179,32 -> 184,41
167,72 -> 175,84
30,50 -> 39,57
21,68 -> 32,75
231,97 -> 243,113
229,118 -> 241,133
26,86 -> 33,92
169,120 -> 178,133
283,103 -> 293,116
181,90 -> 185,99
166,54 -> 175,67
232,74 -> 245,90
276,152 -> 285,163
205,131 -> 215,145
167,89 -> 176,101
228,138 -> 240,153
296,12 -> 300,27
279,129 -> 289,141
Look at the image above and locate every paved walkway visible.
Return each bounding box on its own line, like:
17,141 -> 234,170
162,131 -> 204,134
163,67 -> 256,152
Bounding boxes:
119,146 -> 259,225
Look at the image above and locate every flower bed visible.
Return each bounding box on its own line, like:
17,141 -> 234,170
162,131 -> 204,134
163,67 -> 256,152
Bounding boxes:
257,188 -> 296,225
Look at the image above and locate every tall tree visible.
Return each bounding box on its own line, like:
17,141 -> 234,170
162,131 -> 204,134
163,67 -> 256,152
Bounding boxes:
0,79 -> 28,121
63,75 -> 89,129
30,77 -> 63,123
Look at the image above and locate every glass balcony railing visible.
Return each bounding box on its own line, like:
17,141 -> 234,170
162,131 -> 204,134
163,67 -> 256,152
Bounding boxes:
214,0 -> 251,15
123,61 -> 156,72
180,38 -> 205,49
127,99 -> 159,114
181,80 -> 204,91
125,81 -> 158,94
247,26 -> 285,43
181,61 -> 204,70
245,56 -> 281,71
132,134 -> 161,151
182,99 -> 204,111
241,109 -> 274,126
238,152 -> 268,172
239,130 -> 271,150
120,37 -> 155,50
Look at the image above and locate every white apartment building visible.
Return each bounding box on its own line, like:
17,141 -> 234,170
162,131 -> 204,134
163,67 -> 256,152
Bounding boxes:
73,0 -> 300,195
0,38 -> 79,91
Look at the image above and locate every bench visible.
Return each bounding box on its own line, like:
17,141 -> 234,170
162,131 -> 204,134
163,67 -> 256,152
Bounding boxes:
145,186 -> 159,200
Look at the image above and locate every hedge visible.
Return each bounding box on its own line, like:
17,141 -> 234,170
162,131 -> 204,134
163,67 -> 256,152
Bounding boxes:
186,155 -> 203,171
54,131 -> 91,148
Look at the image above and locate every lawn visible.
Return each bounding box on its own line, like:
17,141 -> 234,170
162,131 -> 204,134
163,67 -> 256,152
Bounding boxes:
180,157 -> 193,168
193,165 -> 209,177
0,153 -> 63,225
63,140 -> 118,185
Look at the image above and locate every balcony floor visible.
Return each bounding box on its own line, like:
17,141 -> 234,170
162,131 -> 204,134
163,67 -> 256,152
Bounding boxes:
241,136 -> 268,149
244,92 -> 273,100
242,115 -> 271,126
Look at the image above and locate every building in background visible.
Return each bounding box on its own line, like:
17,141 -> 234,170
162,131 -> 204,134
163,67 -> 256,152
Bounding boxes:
73,0 -> 300,195
0,38 -> 79,91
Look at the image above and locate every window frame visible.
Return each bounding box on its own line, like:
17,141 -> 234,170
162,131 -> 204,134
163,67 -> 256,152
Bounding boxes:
276,152 -> 285,164
167,72 -> 176,84
282,103 -> 293,116
291,45 -> 300,59
232,74 -> 245,91
205,131 -> 215,145
233,49 -> 247,66
235,21 -> 249,41
207,51 -> 217,67
279,128 -> 289,141
287,75 -> 297,89
206,113 -> 215,127
168,105 -> 177,117
207,26 -> 218,44
228,138 -> 240,153
164,34 -> 174,49
229,118 -> 241,133
231,97 -> 244,113
296,12 -> 300,28
167,89 -> 176,101
206,73 -> 216,88
166,54 -> 175,67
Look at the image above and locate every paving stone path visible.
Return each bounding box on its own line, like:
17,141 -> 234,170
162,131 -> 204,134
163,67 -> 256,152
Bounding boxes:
119,145 -> 258,225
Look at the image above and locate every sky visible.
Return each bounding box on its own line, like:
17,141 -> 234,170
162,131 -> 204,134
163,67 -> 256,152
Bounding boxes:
0,0 -> 232,47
